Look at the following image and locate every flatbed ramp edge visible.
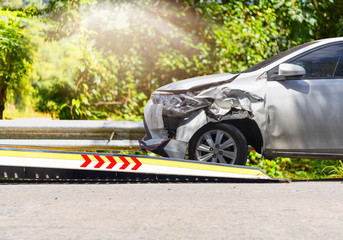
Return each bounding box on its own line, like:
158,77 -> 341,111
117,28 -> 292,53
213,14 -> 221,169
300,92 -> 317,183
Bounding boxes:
0,148 -> 288,183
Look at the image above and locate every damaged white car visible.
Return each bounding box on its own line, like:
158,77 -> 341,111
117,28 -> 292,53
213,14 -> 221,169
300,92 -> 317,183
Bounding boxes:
139,37 -> 343,165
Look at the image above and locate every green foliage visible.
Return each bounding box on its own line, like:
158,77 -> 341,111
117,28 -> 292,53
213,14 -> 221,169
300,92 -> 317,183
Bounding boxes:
247,151 -> 291,178
259,0 -> 343,46
2,0 -> 343,121
323,161 -> 343,178
31,34 -> 81,118
0,9 -> 33,118
201,2 -> 279,72
247,151 -> 341,179
39,0 -> 283,119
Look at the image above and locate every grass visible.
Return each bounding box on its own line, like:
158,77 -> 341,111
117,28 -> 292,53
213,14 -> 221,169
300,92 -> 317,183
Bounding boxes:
247,150 -> 343,180
323,160 -> 343,178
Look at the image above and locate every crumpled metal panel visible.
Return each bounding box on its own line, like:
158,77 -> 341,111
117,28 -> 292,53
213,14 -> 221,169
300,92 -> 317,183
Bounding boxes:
143,100 -> 168,139
156,73 -> 238,92
194,85 -> 263,120
175,110 -> 208,143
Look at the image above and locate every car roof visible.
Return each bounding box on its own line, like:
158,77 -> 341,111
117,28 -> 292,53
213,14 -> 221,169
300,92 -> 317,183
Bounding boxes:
317,37 -> 343,44
260,37 -> 343,72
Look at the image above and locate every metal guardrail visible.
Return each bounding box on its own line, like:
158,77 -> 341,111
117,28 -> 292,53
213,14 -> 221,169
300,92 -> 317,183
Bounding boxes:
0,120 -> 145,150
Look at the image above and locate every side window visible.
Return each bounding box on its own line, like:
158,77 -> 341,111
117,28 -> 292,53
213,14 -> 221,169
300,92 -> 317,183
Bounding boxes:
290,44 -> 343,78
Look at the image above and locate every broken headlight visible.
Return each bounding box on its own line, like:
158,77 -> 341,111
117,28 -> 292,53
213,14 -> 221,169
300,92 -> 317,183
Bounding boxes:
151,93 -> 211,118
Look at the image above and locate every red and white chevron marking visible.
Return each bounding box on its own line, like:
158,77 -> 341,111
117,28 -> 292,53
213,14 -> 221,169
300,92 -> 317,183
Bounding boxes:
80,155 -> 142,170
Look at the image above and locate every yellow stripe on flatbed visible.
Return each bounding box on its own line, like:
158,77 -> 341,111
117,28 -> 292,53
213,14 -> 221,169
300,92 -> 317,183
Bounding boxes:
140,158 -> 266,176
0,150 -> 84,161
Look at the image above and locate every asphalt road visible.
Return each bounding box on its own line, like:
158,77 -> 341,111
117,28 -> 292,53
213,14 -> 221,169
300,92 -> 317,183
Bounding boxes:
0,181 -> 342,240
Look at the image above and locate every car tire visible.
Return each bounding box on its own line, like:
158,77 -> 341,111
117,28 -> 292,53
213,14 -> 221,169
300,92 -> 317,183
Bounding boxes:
188,123 -> 248,165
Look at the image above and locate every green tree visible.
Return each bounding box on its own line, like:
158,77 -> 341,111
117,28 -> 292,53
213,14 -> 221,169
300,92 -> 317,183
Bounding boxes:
2,0 -> 343,120
41,0 -> 281,120
258,0 -> 343,46
0,9 -> 33,119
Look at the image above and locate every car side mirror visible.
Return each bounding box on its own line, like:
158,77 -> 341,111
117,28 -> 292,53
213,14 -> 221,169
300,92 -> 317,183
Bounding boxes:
269,63 -> 306,81
278,63 -> 306,80
279,63 -> 306,76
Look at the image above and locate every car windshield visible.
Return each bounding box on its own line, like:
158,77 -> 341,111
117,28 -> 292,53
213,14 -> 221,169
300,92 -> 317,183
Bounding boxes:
242,41 -> 318,73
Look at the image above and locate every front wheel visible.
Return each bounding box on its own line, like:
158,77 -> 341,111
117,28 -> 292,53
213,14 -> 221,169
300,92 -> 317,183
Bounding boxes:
188,123 -> 248,165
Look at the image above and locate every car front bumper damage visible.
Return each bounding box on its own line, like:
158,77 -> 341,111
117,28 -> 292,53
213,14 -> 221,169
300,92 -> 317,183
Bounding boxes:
139,82 -> 263,159
139,99 -> 208,159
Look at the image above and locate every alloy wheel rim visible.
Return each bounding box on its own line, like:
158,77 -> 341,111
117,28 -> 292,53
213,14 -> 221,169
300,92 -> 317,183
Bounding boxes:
195,129 -> 237,164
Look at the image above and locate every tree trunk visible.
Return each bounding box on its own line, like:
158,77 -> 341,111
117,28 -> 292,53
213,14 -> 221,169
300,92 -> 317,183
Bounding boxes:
0,87 -> 7,119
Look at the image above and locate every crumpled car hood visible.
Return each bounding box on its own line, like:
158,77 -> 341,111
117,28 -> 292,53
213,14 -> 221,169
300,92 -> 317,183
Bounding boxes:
156,73 -> 238,92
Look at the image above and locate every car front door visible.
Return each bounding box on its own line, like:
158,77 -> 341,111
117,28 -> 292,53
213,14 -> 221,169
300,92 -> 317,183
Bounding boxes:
265,43 -> 343,158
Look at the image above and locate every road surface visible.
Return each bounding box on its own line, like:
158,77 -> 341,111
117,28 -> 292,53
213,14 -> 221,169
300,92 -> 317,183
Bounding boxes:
0,181 -> 342,239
